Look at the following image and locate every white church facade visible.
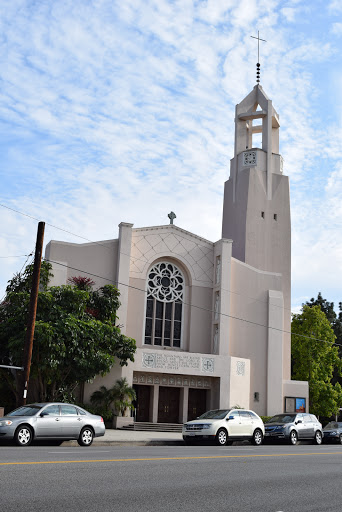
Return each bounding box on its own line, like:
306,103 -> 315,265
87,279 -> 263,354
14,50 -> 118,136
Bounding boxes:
45,84 -> 308,423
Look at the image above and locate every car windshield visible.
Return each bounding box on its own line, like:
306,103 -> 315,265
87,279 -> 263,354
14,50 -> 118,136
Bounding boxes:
7,405 -> 42,417
268,414 -> 296,424
197,409 -> 231,420
324,422 -> 342,430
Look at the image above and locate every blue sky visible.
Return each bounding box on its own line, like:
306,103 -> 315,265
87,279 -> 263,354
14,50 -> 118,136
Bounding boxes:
1,0 -> 342,313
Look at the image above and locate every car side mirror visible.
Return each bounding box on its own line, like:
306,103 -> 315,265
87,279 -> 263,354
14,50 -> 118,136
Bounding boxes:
296,420 -> 302,424
40,412 -> 48,417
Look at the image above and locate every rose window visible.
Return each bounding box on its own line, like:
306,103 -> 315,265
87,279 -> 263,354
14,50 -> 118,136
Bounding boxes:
147,262 -> 184,302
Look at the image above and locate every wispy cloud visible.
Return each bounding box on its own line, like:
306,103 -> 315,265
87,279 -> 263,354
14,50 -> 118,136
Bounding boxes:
0,0 -> 342,312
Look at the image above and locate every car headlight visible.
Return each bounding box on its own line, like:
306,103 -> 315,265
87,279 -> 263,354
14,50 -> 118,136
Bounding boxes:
331,431 -> 337,435
0,420 -> 13,426
201,424 -> 211,429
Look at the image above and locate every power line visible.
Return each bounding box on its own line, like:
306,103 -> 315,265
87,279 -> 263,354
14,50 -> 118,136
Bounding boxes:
43,257 -> 342,348
0,202 -> 298,315
0,254 -> 32,258
0,202 -> 331,318
0,203 -> 113,251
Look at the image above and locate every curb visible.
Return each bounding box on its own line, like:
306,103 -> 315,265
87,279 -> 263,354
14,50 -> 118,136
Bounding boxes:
62,440 -> 185,447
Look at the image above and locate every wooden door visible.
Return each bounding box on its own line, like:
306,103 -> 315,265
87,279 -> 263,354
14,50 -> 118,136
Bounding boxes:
187,389 -> 207,421
134,385 -> 151,422
158,387 -> 180,423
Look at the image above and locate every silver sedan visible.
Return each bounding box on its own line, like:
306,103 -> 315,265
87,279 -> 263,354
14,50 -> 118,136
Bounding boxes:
0,402 -> 105,446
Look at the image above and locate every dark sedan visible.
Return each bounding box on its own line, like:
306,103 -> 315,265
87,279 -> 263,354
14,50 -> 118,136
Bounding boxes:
0,402 -> 105,446
323,422 -> 342,444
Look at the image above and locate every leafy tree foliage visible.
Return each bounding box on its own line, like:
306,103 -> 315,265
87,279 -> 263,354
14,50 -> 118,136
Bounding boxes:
0,262 -> 136,405
292,305 -> 342,417
305,292 -> 342,387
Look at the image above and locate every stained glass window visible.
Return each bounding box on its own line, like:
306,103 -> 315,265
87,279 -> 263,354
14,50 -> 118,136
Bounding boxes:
144,262 -> 184,348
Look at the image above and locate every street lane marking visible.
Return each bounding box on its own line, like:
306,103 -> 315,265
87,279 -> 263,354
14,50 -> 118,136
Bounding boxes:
1,452 -> 342,466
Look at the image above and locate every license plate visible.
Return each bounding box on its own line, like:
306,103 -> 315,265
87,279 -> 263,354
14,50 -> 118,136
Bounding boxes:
187,433 -> 196,436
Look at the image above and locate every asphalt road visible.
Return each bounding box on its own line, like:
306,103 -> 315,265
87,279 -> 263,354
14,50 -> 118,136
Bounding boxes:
1,442 -> 342,512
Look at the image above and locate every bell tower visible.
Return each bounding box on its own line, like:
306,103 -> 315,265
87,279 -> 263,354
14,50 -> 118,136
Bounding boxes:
221,84 -> 291,380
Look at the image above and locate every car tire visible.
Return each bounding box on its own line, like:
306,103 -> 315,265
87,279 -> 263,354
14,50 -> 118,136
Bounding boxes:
339,434 -> 342,445
313,430 -> 322,445
289,430 -> 298,445
215,428 -> 228,446
15,425 -> 33,447
252,428 -> 263,446
77,427 -> 94,447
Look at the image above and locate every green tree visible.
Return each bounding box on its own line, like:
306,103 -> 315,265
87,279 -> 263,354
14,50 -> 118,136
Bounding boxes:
291,305 -> 342,417
305,292 -> 342,388
0,262 -> 136,405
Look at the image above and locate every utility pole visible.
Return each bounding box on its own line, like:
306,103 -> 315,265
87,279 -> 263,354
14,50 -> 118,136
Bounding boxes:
20,221 -> 45,406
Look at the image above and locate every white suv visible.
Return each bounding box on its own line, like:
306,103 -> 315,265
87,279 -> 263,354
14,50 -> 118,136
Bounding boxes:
182,408 -> 265,446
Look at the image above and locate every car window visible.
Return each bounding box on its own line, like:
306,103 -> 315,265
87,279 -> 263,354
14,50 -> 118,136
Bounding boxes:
239,411 -> 252,419
324,422 -> 339,430
304,414 -> 312,422
60,405 -> 78,416
197,410 -> 231,419
310,415 -> 318,422
7,405 -> 42,417
268,414 -> 296,423
43,405 -> 60,416
77,408 -> 87,416
249,411 -> 259,419
296,414 -> 304,422
229,411 -> 240,418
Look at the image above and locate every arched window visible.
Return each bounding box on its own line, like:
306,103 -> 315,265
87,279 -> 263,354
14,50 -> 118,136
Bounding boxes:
144,262 -> 184,348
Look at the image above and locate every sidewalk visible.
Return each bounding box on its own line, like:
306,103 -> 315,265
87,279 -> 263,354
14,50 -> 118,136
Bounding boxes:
63,429 -> 184,447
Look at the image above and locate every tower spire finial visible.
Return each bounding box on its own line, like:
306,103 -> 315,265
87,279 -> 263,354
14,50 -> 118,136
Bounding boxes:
251,30 -> 267,84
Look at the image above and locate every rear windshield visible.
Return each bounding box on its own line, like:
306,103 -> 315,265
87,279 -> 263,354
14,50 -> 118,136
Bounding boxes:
324,422 -> 342,430
197,409 -> 231,420
7,405 -> 42,417
268,414 -> 296,424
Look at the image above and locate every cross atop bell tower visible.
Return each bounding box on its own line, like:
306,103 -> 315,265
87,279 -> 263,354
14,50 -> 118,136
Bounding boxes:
250,31 -> 266,84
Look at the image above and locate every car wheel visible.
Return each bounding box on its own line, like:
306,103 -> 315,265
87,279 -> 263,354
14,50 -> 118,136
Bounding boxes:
313,430 -> 322,445
215,428 -> 228,446
289,430 -> 298,445
15,425 -> 33,447
339,434 -> 342,445
77,427 -> 94,447
252,428 -> 263,446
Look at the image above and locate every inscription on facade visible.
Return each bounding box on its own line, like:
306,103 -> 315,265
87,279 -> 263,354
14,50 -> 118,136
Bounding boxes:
236,360 -> 245,376
142,352 -> 214,373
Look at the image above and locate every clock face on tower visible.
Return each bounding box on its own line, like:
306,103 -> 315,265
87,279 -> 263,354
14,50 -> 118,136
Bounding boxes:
243,150 -> 257,166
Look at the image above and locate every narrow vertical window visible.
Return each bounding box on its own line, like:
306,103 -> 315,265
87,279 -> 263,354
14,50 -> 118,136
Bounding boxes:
144,262 -> 184,348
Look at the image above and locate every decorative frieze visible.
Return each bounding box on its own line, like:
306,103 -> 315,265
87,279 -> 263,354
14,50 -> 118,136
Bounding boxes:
133,371 -> 212,388
142,352 -> 215,373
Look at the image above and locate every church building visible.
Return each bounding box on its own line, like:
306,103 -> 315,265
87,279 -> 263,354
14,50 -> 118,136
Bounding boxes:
45,83 -> 308,423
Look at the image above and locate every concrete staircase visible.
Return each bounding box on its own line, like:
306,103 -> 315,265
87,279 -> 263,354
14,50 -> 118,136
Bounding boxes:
121,422 -> 183,433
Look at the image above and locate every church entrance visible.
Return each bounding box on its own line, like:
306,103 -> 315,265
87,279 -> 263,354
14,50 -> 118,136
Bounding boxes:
133,385 -> 151,422
187,388 -> 207,420
158,386 -> 180,423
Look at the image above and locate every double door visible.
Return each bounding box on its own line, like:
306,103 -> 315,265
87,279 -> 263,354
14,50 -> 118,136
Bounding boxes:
158,387 -> 180,423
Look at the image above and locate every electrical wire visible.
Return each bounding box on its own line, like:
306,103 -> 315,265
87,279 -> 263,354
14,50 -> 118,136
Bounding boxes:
0,202 -> 297,315
43,257 -> 342,348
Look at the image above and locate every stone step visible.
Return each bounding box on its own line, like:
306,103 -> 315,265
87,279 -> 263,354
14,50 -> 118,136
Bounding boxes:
133,422 -> 183,433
